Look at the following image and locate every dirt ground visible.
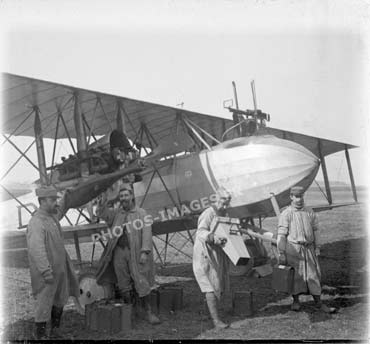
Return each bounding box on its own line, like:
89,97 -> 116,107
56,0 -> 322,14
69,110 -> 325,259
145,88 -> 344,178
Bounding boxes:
1,203 -> 369,341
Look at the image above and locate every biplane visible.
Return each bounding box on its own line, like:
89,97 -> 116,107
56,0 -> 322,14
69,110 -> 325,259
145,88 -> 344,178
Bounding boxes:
1,72 -> 359,306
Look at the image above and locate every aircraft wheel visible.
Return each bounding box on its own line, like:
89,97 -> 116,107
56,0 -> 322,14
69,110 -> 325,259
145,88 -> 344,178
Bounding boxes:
77,267 -> 114,313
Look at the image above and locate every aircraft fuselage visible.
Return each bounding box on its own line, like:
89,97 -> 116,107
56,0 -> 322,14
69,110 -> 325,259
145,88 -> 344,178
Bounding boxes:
134,135 -> 320,219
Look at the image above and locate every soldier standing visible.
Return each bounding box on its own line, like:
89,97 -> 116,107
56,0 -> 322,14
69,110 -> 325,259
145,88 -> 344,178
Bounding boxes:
193,187 -> 231,329
277,186 -> 335,313
27,186 -> 79,339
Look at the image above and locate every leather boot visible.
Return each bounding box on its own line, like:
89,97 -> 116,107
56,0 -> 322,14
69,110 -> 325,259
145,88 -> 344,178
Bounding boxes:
118,289 -> 134,304
291,294 -> 301,311
313,295 -> 336,313
34,322 -> 47,340
50,306 -> 64,338
142,295 -> 161,325
205,292 -> 228,330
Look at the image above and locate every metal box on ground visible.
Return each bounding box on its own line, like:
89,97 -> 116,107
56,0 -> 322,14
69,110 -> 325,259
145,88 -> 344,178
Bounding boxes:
158,287 -> 183,312
120,303 -> 132,332
232,291 -> 254,316
211,216 -> 250,266
271,265 -> 295,294
85,299 -> 132,333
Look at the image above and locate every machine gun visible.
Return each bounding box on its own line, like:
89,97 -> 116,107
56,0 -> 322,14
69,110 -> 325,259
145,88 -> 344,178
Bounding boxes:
222,80 -> 270,140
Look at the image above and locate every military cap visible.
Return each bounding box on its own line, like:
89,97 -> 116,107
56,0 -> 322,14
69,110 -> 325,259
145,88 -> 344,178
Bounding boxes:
119,183 -> 133,193
290,186 -> 305,196
35,186 -> 59,198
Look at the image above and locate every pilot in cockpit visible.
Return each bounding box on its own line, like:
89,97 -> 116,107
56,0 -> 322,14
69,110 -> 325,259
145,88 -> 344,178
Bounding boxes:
109,129 -> 135,170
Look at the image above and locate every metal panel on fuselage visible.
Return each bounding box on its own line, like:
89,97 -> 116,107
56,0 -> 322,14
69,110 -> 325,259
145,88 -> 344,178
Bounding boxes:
133,154 -> 215,220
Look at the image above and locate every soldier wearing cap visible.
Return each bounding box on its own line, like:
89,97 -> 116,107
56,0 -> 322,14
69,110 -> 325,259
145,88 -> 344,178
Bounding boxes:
27,186 -> 79,339
95,184 -> 160,325
193,187 -> 231,330
277,186 -> 335,313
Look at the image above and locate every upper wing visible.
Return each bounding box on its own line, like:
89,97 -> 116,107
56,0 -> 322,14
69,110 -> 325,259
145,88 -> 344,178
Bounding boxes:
1,72 -> 357,157
1,73 -> 230,149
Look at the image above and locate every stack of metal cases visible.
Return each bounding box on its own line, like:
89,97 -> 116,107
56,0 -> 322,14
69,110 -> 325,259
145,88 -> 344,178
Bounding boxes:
271,265 -> 295,293
85,299 -> 132,333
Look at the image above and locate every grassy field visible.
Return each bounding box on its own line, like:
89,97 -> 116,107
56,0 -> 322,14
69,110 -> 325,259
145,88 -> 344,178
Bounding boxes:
1,189 -> 368,340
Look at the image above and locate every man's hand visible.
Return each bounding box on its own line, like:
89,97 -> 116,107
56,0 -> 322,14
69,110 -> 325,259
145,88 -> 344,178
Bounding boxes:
315,247 -> 320,257
214,236 -> 227,247
139,252 -> 149,265
43,272 -> 54,284
206,233 -> 215,244
278,252 -> 287,265
97,191 -> 109,206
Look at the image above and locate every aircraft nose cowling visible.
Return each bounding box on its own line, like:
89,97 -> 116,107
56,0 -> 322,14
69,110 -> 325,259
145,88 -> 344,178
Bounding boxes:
200,135 -> 320,215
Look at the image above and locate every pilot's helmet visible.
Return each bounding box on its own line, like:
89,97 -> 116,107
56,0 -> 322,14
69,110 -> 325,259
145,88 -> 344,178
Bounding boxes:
110,130 -> 131,152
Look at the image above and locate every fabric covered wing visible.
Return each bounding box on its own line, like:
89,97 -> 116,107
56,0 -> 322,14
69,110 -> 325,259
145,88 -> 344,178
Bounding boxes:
1,73 -> 231,151
1,73 -> 356,158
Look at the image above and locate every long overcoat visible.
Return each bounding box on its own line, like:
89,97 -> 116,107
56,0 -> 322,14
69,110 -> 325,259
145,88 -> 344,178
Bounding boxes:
95,205 -> 155,297
27,208 -> 79,298
192,206 -> 230,299
278,205 -> 321,295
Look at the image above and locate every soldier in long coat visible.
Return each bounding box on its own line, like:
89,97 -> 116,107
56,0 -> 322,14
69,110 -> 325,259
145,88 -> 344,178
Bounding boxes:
27,187 -> 79,339
95,185 -> 160,324
277,186 -> 335,313
193,187 -> 231,330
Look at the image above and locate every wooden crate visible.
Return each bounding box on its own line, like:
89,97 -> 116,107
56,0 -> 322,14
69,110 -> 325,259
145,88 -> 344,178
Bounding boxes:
232,291 -> 254,316
158,287 -> 183,312
85,299 -> 132,333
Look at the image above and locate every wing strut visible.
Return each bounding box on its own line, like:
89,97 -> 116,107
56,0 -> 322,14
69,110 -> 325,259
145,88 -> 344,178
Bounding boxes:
1,108 -> 35,146
73,92 -> 89,177
0,140 -> 35,182
0,184 -> 33,215
318,139 -> 333,204
3,134 -> 48,182
345,144 -> 358,202
59,111 -> 77,155
181,116 -> 211,150
50,111 -> 61,183
116,101 -> 126,134
34,107 -> 48,185
270,193 -> 281,216
87,99 -> 99,145
82,114 -> 97,143
184,117 -> 221,146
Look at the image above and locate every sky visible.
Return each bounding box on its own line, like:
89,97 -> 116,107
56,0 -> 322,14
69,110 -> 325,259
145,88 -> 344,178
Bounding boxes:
0,0 -> 369,187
